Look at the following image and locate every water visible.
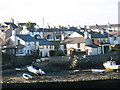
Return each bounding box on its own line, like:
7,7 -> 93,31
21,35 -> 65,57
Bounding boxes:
2,79 -> 120,88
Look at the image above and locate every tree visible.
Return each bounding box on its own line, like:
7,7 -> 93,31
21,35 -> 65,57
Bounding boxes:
25,22 -> 34,30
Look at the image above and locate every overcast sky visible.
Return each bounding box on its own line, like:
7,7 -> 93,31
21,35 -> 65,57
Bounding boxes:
0,0 -> 119,27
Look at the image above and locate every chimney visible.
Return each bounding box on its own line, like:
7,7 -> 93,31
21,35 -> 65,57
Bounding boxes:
61,33 -> 65,40
88,33 -> 91,39
84,25 -> 88,38
12,29 -> 16,45
100,30 -> 104,35
10,18 -> 14,24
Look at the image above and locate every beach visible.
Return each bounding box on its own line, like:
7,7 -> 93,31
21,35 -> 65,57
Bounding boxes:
1,71 -> 120,88
1,69 -> 120,87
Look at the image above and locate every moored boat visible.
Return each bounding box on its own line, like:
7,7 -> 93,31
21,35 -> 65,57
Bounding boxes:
27,65 -> 45,76
91,69 -> 105,73
103,60 -> 120,71
69,70 -> 80,74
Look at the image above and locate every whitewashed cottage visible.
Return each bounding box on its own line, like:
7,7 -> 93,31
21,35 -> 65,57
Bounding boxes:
60,32 -> 102,56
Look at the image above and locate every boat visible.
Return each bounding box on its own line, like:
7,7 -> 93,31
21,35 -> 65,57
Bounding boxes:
15,68 -> 22,71
22,73 -> 32,79
27,65 -> 45,76
103,60 -> 120,71
91,69 -> 105,73
69,70 -> 80,74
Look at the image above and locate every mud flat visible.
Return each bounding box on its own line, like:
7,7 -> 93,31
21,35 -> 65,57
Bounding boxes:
1,70 -> 120,88
2,79 -> 120,88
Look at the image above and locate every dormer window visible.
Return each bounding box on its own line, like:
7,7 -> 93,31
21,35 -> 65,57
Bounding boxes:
35,34 -> 41,39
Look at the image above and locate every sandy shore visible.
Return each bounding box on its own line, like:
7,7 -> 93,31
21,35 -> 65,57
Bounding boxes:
1,70 -> 120,84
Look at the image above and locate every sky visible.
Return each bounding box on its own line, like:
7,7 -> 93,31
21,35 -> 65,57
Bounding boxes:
0,0 -> 119,27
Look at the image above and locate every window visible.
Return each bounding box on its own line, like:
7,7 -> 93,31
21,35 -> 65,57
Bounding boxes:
34,42 -> 37,46
77,49 -> 81,52
32,32 -> 34,35
114,37 -> 117,41
35,35 -> 41,39
77,43 -> 80,48
16,49 -> 23,54
56,35 -> 60,39
64,44 -> 66,49
18,40 -> 20,45
30,50 -> 32,54
64,50 -> 67,54
27,50 -> 29,54
28,42 -> 30,46
50,45 -> 52,49
39,45 -> 44,49
47,34 -> 52,39
46,45 -> 48,49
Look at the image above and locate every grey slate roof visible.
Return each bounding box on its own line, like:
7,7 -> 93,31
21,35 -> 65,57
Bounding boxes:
18,23 -> 36,26
4,22 -> 18,29
60,37 -> 86,44
89,31 -> 108,38
16,34 -> 53,45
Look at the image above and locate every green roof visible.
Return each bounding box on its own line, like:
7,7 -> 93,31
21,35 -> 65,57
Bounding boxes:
50,41 -> 60,45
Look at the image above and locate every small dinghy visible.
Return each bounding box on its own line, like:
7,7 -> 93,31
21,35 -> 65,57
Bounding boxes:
15,68 -> 22,71
22,73 -> 32,79
69,70 -> 80,74
91,69 -> 105,73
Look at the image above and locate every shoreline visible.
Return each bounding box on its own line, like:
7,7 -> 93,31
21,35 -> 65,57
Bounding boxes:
1,70 -> 120,84
2,79 -> 120,88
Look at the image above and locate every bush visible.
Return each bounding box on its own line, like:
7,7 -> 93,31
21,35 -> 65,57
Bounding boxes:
50,50 -> 66,56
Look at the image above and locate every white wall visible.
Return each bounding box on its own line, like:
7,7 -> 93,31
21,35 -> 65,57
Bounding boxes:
66,43 -> 85,56
69,32 -> 83,38
109,37 -> 120,45
85,46 -> 101,55
39,45 -> 54,57
109,37 -> 114,45
25,42 -> 39,55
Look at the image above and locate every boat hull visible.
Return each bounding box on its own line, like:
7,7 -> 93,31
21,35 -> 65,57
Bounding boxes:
103,63 -> 120,71
27,66 -> 45,75
22,73 -> 32,79
91,69 -> 105,73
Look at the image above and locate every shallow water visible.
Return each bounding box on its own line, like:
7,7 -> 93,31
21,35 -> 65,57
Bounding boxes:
2,79 -> 120,88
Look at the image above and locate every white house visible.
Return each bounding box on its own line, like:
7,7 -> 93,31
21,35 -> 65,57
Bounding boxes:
60,32 -> 102,56
109,31 -> 120,45
15,34 -> 54,57
60,32 -> 86,56
8,28 -> 54,57
20,26 -> 43,39
39,42 -> 54,57
85,45 -> 101,55
85,39 -> 102,55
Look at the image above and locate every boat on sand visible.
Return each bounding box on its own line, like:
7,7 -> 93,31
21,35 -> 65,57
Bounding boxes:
103,57 -> 120,71
27,65 -> 45,76
22,73 -> 32,79
91,69 -> 105,73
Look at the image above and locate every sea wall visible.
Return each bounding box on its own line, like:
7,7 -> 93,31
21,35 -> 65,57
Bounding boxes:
2,56 -> 35,69
44,51 -> 120,71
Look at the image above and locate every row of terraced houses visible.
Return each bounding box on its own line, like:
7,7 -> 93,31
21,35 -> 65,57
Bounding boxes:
0,20 -> 120,57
